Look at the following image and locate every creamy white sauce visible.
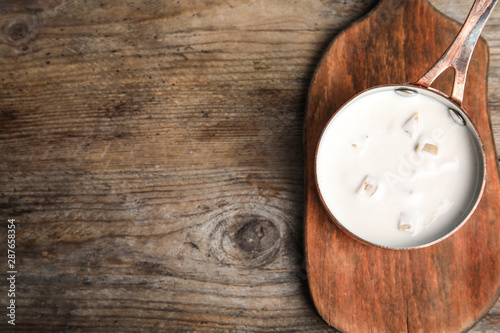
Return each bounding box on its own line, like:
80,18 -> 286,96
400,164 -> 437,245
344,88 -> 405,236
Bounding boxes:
316,88 -> 481,248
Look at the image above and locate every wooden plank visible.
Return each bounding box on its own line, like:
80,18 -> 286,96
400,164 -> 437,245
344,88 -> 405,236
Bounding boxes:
0,0 -> 498,331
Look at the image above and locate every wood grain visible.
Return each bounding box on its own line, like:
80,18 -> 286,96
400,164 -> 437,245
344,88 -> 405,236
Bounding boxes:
0,0 -> 498,332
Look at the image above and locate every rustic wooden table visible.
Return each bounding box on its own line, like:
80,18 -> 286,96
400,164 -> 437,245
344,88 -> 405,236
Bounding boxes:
0,0 -> 499,332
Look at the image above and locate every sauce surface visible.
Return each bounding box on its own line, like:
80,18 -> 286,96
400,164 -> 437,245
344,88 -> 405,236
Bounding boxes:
316,88 -> 481,248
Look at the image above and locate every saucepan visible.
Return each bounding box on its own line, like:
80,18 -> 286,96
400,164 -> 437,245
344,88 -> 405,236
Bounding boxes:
315,0 -> 497,249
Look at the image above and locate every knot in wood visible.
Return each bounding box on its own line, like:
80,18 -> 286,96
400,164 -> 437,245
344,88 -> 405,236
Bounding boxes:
209,204 -> 289,269
233,216 -> 279,255
1,14 -> 38,47
8,22 -> 30,41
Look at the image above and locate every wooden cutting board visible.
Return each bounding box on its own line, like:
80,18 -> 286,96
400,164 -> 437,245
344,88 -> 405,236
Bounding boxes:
304,0 -> 500,332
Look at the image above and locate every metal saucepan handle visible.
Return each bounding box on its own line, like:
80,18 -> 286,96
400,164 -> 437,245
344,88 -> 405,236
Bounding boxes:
415,0 -> 498,106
